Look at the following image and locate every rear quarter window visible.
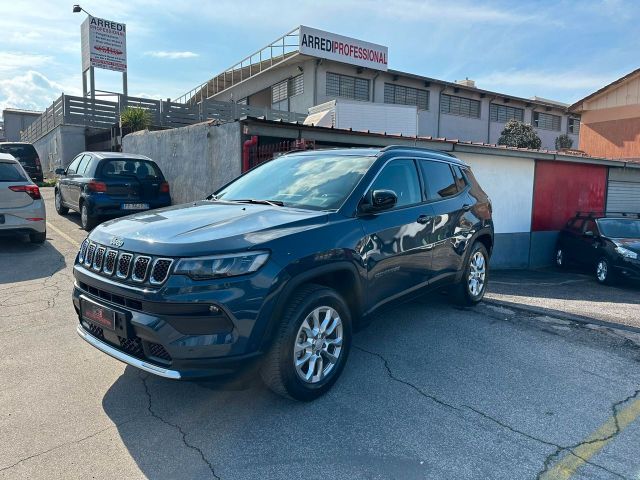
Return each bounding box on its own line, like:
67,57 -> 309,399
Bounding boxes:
0,162 -> 28,182
100,160 -> 163,179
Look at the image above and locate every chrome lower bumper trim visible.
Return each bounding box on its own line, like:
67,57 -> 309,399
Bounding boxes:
76,324 -> 181,380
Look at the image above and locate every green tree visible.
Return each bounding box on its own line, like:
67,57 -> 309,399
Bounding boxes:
555,133 -> 573,150
120,107 -> 152,133
497,119 -> 542,149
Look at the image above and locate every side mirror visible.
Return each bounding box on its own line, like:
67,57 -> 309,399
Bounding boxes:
360,189 -> 398,213
55,168 -> 65,175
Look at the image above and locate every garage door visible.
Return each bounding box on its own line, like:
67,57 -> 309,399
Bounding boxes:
607,168 -> 640,213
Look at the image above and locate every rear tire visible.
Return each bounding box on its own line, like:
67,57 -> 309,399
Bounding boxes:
80,203 -> 96,231
55,189 -> 69,215
260,284 -> 352,401
453,242 -> 489,306
30,231 -> 46,244
596,257 -> 616,285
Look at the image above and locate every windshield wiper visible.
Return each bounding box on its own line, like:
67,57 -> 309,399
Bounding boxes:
230,199 -> 285,207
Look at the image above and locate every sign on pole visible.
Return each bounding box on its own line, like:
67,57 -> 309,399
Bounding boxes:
81,16 -> 127,73
298,25 -> 388,71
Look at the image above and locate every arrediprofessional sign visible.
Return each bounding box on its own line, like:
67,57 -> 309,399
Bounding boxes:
298,26 -> 388,71
81,16 -> 127,73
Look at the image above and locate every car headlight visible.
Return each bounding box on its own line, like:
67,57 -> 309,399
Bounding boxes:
615,246 -> 638,260
175,251 -> 269,280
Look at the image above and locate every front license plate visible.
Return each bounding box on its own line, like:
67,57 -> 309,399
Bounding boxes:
81,298 -> 116,330
121,203 -> 149,210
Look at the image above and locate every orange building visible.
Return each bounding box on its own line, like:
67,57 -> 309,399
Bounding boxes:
569,68 -> 640,160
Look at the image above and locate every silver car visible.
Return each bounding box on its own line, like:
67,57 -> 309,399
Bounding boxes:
0,153 -> 46,243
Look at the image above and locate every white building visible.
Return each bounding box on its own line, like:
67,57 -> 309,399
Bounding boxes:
177,26 -> 580,150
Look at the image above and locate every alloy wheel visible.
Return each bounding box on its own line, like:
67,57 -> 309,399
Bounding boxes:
293,306 -> 343,384
597,260 -> 608,282
468,251 -> 486,297
556,249 -> 563,266
55,191 -> 61,211
81,205 -> 88,227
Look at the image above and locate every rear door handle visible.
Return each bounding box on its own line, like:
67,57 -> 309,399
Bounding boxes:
462,204 -> 471,211
417,215 -> 431,224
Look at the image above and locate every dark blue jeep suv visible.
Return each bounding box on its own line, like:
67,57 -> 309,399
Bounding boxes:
73,146 -> 493,400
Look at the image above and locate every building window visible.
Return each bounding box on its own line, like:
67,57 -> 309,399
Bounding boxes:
533,112 -> 561,131
440,94 -> 480,118
384,83 -> 429,110
568,117 -> 580,135
271,74 -> 304,105
326,72 -> 370,101
490,104 -> 524,123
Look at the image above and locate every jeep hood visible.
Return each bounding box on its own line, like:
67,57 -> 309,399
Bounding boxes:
612,238 -> 640,254
89,201 -> 329,256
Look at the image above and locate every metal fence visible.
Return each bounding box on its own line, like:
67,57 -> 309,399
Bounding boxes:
21,94 -> 307,143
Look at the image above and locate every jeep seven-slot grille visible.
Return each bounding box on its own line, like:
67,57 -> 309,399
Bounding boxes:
77,241 -> 174,286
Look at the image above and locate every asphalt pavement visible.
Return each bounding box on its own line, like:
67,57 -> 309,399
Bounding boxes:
1,188 -> 639,480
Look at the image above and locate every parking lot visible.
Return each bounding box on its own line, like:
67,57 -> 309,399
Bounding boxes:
1,188 -> 639,480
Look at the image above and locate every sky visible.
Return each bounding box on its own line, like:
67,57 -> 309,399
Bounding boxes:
1,0 -> 639,116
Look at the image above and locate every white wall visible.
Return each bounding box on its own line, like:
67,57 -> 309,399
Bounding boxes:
455,152 -> 535,234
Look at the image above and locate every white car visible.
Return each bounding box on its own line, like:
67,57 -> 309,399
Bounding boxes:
0,153 -> 46,243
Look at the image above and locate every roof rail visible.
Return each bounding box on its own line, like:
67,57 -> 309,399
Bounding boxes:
380,145 -> 456,157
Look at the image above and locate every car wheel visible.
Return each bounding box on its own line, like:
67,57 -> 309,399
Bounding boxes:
555,247 -> 566,269
54,189 -> 69,215
80,203 -> 96,231
260,284 -> 352,401
596,258 -> 616,285
29,231 -> 46,244
453,242 -> 489,306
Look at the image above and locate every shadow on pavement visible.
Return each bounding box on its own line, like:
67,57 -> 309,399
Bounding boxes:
0,234 -> 67,284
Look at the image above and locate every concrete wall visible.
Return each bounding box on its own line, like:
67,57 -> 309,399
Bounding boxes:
2,110 -> 41,142
122,122 -> 242,205
32,124 -> 86,173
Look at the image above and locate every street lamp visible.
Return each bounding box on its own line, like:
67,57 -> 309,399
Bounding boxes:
72,4 -> 93,16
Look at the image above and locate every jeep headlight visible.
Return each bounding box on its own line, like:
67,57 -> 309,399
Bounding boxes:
615,246 -> 638,260
175,251 -> 269,280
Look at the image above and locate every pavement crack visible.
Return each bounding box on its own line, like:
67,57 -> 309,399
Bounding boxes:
353,345 -> 459,411
140,373 -> 220,480
0,422 -> 131,473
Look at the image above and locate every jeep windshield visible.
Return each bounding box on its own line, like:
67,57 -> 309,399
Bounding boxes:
597,218 -> 640,238
215,153 -> 376,210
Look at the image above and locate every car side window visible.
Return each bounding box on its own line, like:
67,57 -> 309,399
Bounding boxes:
370,159 -> 422,208
452,166 -> 468,191
419,160 -> 458,200
76,155 -> 91,176
66,155 -> 83,175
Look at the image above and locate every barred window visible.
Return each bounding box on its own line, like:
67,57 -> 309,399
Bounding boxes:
490,104 -> 524,123
271,74 -> 304,104
384,83 -> 429,110
440,94 -> 480,118
533,112 -> 561,131
568,117 -> 580,135
326,72 -> 370,101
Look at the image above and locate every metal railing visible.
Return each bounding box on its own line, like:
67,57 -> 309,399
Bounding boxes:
21,94 -> 307,143
174,27 -> 301,104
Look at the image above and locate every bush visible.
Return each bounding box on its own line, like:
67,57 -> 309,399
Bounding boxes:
555,133 -> 573,150
120,107 -> 151,132
497,119 -> 542,150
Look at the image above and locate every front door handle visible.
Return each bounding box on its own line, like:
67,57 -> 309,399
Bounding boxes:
462,203 -> 471,211
417,215 -> 431,225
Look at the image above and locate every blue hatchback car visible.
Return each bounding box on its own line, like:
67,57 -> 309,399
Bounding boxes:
55,152 -> 171,230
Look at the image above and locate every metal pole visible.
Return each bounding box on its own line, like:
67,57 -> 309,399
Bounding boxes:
82,69 -> 88,97
89,66 -> 95,101
122,71 -> 128,98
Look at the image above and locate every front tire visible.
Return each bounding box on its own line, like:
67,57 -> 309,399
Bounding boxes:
453,242 -> 489,306
596,257 -> 616,285
80,203 -> 96,231
54,189 -> 69,215
260,284 -> 352,401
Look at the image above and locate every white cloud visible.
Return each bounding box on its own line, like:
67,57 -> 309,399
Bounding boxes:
0,71 -> 79,112
146,51 -> 199,59
0,52 -> 53,73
